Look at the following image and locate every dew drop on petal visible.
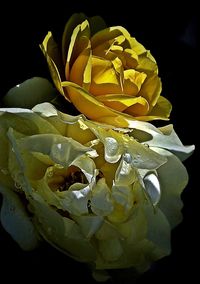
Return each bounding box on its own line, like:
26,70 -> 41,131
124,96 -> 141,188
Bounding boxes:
143,173 -> 161,205
123,153 -> 132,164
104,137 -> 121,163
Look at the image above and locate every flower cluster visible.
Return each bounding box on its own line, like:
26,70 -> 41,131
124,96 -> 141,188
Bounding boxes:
0,13 -> 194,282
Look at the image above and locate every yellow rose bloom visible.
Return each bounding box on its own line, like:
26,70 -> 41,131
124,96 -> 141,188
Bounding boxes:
0,103 -> 193,280
40,13 -> 172,128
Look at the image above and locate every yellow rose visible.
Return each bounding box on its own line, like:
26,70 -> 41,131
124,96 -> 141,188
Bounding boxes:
40,13 -> 172,127
0,103 -> 193,279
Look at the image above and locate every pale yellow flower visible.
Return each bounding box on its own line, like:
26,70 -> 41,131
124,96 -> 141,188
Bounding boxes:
0,103 -> 193,278
40,13 -> 172,128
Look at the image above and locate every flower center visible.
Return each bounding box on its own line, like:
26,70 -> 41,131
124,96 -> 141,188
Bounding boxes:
48,165 -> 88,192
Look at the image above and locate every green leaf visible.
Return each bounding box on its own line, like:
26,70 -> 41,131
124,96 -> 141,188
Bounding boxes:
3,77 -> 56,108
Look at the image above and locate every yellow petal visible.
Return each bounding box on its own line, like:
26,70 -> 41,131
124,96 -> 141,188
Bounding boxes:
40,32 -> 68,100
138,74 -> 162,106
69,44 -> 92,90
62,13 -> 87,64
129,37 -> 147,55
90,56 -> 122,96
61,81 -> 130,127
91,26 -> 132,50
66,122 -> 96,145
65,20 -> 90,80
132,96 -> 172,121
137,50 -> 158,75
123,69 -> 147,96
147,96 -> 172,119
97,94 -> 149,112
124,97 -> 150,116
123,48 -> 138,68
92,42 -> 124,67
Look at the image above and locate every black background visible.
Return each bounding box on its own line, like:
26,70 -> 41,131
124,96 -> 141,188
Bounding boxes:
0,1 -> 198,283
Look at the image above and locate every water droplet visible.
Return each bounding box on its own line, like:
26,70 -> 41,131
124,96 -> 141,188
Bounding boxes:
123,153 -> 132,164
143,173 -> 161,205
104,137 -> 121,163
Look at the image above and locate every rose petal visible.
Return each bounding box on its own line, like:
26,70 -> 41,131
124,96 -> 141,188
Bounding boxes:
97,94 -> 149,113
40,32 -> 67,99
137,74 -> 162,106
147,96 -> 172,118
61,81 -> 130,126
91,26 -> 132,50
62,13 -> 87,64
65,20 -> 90,80
32,199 -> 96,262
152,147 -> 190,228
